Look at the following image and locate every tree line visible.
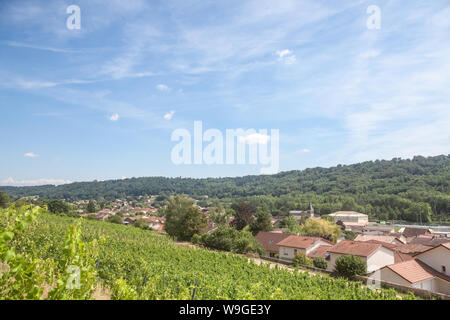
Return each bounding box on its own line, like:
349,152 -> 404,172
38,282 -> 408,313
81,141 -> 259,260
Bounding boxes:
1,154 -> 450,222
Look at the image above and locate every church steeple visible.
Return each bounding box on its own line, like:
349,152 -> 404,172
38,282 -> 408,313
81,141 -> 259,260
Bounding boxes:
307,202 -> 314,212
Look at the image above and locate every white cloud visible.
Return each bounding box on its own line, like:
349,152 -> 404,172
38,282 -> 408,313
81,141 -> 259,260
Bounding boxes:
276,49 -> 297,64
276,49 -> 292,58
0,177 -> 72,187
164,111 -> 175,120
109,113 -> 120,121
239,133 -> 270,145
156,84 -> 170,91
24,152 -> 38,158
300,148 -> 311,153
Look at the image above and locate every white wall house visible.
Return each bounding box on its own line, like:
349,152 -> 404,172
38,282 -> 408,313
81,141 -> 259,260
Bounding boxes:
326,240 -> 395,273
378,243 -> 450,295
277,235 -> 333,261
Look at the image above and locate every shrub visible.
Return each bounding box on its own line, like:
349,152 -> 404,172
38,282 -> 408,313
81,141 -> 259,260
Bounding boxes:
197,225 -> 264,255
292,252 -> 313,267
312,257 -> 328,270
333,255 -> 367,279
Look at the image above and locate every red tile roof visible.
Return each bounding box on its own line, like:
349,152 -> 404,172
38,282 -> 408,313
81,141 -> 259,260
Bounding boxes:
277,235 -> 331,249
255,232 -> 291,253
383,259 -> 450,284
413,242 -> 450,257
328,240 -> 388,257
307,245 -> 331,258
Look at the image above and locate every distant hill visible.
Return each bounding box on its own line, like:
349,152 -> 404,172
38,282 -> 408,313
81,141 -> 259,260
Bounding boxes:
2,154 -> 450,221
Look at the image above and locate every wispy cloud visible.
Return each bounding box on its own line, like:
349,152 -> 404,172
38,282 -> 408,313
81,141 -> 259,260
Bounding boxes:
109,113 -> 120,122
24,152 -> 38,158
0,177 -> 72,187
164,111 -> 175,120
156,84 -> 170,91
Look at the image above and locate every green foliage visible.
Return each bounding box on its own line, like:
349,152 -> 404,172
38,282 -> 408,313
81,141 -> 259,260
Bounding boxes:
21,213 -> 408,300
282,216 -> 302,235
106,215 -> 123,224
209,205 -> 232,225
334,255 -> 367,279
164,195 -> 207,241
0,192 -> 9,208
313,257 -> 328,270
197,225 -> 264,255
3,155 -> 450,223
343,230 -> 357,241
0,205 -> 102,300
86,200 -> 97,213
301,218 -> 341,243
134,219 -> 149,230
293,252 -> 313,267
250,204 -> 273,235
45,199 -> 71,215
231,200 -> 255,230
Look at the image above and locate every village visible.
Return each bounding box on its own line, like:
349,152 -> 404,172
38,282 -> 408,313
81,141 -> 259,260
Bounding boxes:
72,196 -> 450,297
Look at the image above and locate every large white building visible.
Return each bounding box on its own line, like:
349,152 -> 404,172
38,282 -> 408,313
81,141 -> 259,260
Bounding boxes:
329,211 -> 368,225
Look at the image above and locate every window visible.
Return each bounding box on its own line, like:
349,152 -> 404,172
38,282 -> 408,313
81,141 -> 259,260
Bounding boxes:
442,266 -> 446,273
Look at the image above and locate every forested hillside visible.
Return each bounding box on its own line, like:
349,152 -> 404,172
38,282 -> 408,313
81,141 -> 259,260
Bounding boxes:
2,155 -> 450,222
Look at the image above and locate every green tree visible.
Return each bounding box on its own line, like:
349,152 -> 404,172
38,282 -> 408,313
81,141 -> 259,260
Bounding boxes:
301,218 -> 341,243
107,215 -> 123,224
282,216 -> 302,235
45,199 -> 71,215
333,255 -> 367,279
210,205 -> 232,225
293,252 -> 313,267
0,192 -> 10,208
134,218 -> 149,230
86,200 -> 97,213
250,204 -> 273,235
231,200 -> 254,231
313,257 -> 328,270
164,195 -> 207,241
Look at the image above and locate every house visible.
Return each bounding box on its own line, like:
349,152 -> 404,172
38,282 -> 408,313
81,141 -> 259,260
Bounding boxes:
362,240 -> 413,263
409,236 -> 450,247
400,227 -> 432,239
255,231 -> 291,257
307,245 -> 332,259
326,240 -> 395,273
354,235 -> 406,245
329,211 -> 368,225
378,243 -> 450,294
277,235 -> 333,260
362,226 -> 395,235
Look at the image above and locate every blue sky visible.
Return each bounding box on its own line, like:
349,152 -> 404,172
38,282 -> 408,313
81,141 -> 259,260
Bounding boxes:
1,0 -> 450,186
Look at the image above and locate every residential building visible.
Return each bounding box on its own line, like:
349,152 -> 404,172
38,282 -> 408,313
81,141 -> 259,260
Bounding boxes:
378,243 -> 450,294
354,235 -> 406,245
326,240 -> 395,273
255,231 -> 291,257
277,235 -> 333,260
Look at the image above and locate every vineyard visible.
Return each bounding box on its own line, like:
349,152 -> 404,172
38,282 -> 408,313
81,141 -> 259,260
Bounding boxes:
1,206 -> 415,300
